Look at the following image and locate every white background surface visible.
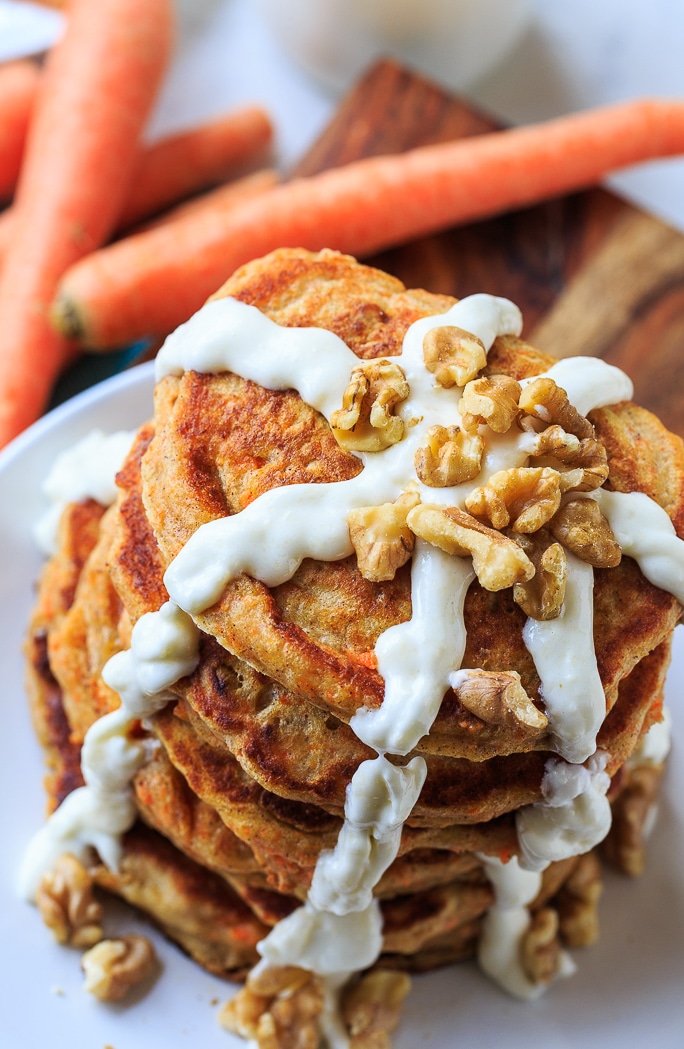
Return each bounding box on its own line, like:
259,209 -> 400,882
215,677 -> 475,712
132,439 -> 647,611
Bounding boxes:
2,2 -> 684,1047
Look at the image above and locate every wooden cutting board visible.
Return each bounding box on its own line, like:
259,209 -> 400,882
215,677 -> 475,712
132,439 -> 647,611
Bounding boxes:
293,60 -> 684,440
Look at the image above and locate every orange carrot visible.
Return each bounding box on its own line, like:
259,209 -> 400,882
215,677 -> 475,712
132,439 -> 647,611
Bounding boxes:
132,168 -> 280,231
0,107 -> 273,269
0,0 -> 174,449
52,97 -> 684,351
53,169 -> 280,340
0,60 -> 40,202
117,106 -> 273,229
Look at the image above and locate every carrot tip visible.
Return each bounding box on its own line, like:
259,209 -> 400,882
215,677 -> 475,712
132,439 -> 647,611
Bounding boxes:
51,295 -> 84,342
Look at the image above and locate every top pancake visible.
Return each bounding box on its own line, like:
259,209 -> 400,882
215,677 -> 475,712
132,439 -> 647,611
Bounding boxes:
138,248 -> 684,763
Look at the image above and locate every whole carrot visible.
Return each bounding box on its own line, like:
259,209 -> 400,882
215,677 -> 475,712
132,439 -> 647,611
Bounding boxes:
0,0 -> 174,449
0,106 -> 273,269
52,97 -> 684,350
0,60 -> 40,202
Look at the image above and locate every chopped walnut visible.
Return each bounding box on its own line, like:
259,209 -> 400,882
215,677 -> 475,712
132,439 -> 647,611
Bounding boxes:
414,424 -> 484,487
512,530 -> 567,621
520,907 -> 562,986
465,466 -> 562,533
342,970 -> 411,1049
519,378 -> 594,439
330,359 -> 409,452
219,966 -> 324,1049
450,668 -> 548,733
555,852 -> 602,948
460,374 -> 522,434
348,489 -> 419,581
81,934 -> 156,1001
422,324 -> 487,388
525,419 -> 609,493
603,764 -> 664,877
549,498 -> 622,567
36,853 -> 103,948
527,423 -> 581,460
558,440 -> 610,493
407,503 -> 535,591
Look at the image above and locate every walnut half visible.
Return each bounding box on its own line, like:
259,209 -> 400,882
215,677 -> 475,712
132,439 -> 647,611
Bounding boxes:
449,668 -> 548,734
555,852 -> 602,948
219,966 -> 324,1049
414,425 -> 484,487
422,324 -> 486,388
519,907 -> 562,987
81,934 -> 156,1002
549,497 -> 622,568
342,970 -> 411,1049
512,530 -> 567,621
348,489 -> 419,581
460,374 -> 521,434
465,466 -> 562,533
36,853 -> 103,948
407,503 -> 534,591
330,360 -> 409,452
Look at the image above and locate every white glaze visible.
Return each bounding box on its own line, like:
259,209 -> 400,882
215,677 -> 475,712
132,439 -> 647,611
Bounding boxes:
522,552 -> 603,764
351,542 -> 475,755
19,601 -> 199,900
477,854 -> 575,1000
309,754 -> 426,914
628,707 -> 672,768
33,428 -> 135,555
536,356 -> 633,417
592,488 -> 684,605
516,752 -> 612,872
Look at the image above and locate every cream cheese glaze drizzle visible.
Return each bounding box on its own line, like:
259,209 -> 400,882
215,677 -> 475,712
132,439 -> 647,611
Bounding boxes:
522,553 -> 602,764
24,290 -> 684,1030
20,601 -> 199,899
33,428 -> 136,555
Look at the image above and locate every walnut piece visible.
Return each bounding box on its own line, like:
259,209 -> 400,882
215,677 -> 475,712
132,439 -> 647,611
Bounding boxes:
422,324 -> 487,388
460,374 -> 522,434
526,420 -> 609,493
348,489 -> 419,581
465,466 -> 562,533
520,907 -> 562,986
549,497 -> 622,567
219,966 -> 324,1049
414,425 -> 484,487
512,530 -> 567,621
330,359 -> 409,452
555,852 -> 602,948
527,423 -> 581,460
81,934 -> 156,1001
36,853 -> 103,948
519,377 -> 594,439
407,503 -> 535,591
603,764 -> 664,877
450,668 -> 548,733
342,970 -> 411,1049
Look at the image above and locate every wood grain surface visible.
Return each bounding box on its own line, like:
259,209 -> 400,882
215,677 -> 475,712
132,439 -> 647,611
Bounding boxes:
293,60 -> 683,438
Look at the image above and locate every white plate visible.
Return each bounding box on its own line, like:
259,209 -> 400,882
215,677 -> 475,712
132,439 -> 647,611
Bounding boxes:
0,363 -> 682,1048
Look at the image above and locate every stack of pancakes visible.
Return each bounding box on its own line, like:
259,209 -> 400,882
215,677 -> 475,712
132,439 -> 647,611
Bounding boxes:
26,248 -> 683,982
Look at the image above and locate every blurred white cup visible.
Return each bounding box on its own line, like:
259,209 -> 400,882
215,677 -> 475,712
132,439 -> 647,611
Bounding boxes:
254,0 -> 533,95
